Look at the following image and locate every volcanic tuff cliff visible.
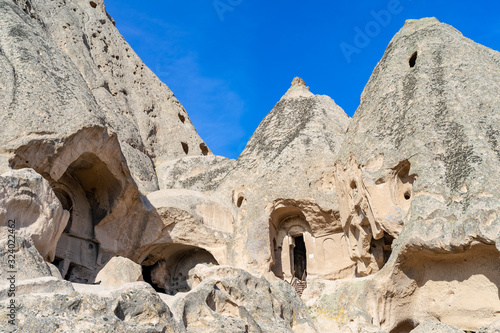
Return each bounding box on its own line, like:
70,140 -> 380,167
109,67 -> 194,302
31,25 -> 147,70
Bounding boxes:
0,0 -> 499,332
0,0 -> 210,193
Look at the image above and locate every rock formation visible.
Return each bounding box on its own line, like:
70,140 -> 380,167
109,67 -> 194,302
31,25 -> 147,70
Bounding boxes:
0,0 -> 499,331
0,169 -> 69,261
307,17 -> 500,332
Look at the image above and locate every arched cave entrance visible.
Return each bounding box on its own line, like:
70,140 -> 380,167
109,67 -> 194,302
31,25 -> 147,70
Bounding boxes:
270,205 -> 355,281
271,215 -> 311,282
141,244 -> 218,295
50,152 -> 121,283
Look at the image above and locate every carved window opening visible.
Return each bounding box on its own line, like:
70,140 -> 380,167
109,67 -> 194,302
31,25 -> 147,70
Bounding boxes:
404,191 -> 411,200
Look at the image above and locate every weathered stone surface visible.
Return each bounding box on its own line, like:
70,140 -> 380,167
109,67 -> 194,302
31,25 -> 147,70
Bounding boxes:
214,77 -> 352,281
0,233 -> 60,282
134,189 -> 233,294
317,17 -> 500,332
1,0 -> 500,330
410,321 -> 464,333
95,256 -> 143,287
0,0 -> 210,193
335,17 -> 500,275
0,281 -> 183,332
0,276 -> 74,301
479,320 -> 500,333
170,264 -> 317,332
0,168 -> 69,261
157,155 -> 236,192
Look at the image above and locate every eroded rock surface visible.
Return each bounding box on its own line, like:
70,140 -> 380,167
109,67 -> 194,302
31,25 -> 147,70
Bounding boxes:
1,0 -> 499,330
0,0 -> 209,192
157,156 -> 236,192
316,17 -> 500,332
95,256 -> 144,287
170,264 -> 317,333
214,77 -> 352,281
0,281 -> 182,333
0,169 -> 69,261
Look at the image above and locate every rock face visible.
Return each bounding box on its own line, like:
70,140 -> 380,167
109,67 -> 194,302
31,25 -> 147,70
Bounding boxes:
214,77 -> 353,281
171,264 -> 317,332
95,256 -> 144,287
0,280 -> 183,333
157,155 -> 236,192
0,234 -> 62,281
1,1 -> 500,331
316,17 -> 500,332
0,0 -> 210,193
0,169 -> 69,261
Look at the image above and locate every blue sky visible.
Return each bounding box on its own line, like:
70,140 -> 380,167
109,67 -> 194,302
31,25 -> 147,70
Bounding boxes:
105,0 -> 500,160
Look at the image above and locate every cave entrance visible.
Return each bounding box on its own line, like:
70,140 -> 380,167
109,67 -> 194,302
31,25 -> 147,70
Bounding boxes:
50,152 -> 121,283
292,235 -> 307,280
141,245 -> 219,295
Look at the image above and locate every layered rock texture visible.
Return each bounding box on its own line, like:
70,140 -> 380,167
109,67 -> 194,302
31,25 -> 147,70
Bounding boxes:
0,0 -> 210,193
0,0 -> 499,331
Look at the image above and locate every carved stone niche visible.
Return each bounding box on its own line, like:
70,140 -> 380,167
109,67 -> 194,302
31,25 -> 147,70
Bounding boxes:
335,156 -> 416,276
269,203 -> 354,282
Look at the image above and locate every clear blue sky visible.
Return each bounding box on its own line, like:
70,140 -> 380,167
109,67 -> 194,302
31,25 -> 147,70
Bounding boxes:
105,0 -> 500,160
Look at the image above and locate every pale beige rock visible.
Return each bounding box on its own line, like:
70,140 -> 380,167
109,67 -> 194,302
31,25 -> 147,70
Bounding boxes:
0,280 -> 184,332
310,17 -> 500,332
0,234 -> 62,282
1,0 -> 500,330
214,77 -> 353,283
0,0 -> 210,193
479,320 -> 500,333
157,155 -> 236,192
8,126 -> 150,283
0,169 -> 69,261
170,264 -> 317,332
95,256 -> 143,287
410,321 -> 464,333
135,189 -> 232,294
0,276 -> 74,301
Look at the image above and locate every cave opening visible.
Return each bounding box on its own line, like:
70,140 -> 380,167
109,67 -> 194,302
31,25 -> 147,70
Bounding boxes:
141,245 -> 218,295
50,152 -> 121,283
293,235 -> 307,280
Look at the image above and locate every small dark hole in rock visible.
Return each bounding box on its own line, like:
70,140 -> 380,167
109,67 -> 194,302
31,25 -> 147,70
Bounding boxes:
178,113 -> 185,123
181,142 -> 189,154
237,196 -> 244,208
200,143 -> 209,156
404,191 -> 411,200
409,51 -> 417,68
89,1 -> 97,8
